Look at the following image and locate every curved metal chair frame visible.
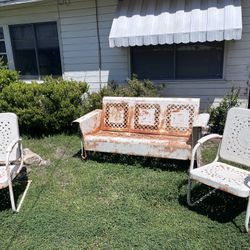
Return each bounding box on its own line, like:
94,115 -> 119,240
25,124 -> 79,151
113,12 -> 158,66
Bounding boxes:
187,108 -> 250,232
0,113 -> 31,212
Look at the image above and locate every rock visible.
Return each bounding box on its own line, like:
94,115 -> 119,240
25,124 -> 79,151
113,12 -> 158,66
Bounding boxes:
23,148 -> 49,166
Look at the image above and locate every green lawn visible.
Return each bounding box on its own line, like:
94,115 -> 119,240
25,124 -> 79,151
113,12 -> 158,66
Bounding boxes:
0,135 -> 250,249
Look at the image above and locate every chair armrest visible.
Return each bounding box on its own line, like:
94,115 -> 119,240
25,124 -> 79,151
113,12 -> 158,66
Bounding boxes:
73,109 -> 102,136
189,134 -> 222,171
6,139 -> 22,153
5,139 -> 22,169
197,134 -> 222,145
193,113 -> 210,128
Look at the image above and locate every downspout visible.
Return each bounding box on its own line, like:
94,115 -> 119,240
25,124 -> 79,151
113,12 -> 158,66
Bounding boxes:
57,0 -> 69,78
95,0 -> 102,90
248,89 -> 250,109
247,66 -> 250,109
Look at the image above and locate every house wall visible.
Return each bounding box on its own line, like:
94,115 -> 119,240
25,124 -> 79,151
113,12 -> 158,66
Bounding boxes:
0,0 -> 129,92
0,0 -> 249,111
159,0 -> 250,111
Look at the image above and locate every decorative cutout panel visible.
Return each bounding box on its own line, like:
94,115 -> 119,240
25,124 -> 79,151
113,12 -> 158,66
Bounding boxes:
0,121 -> 11,160
104,103 -> 129,130
220,108 -> 250,167
165,104 -> 195,134
134,104 -> 160,131
102,97 -> 200,135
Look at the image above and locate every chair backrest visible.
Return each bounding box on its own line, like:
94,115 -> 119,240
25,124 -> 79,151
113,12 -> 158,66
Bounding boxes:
101,97 -> 200,137
0,113 -> 21,163
220,108 -> 250,167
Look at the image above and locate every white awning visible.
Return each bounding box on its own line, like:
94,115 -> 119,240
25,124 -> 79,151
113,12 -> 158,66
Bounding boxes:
0,0 -> 42,7
109,0 -> 242,48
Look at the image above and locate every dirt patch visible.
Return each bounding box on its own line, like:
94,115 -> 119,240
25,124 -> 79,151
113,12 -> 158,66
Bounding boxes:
55,147 -> 68,159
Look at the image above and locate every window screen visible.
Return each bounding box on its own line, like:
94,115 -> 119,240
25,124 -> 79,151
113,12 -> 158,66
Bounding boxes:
131,45 -> 174,80
9,22 -> 62,79
131,42 -> 224,80
175,42 -> 224,79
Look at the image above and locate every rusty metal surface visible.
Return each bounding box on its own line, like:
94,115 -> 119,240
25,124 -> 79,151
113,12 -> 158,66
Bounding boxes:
84,130 -> 192,160
74,97 -> 209,160
73,109 -> 102,136
101,97 -> 200,137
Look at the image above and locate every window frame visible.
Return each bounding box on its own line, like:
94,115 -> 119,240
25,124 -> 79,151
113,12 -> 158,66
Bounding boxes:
9,21 -> 63,80
0,26 -> 8,65
130,42 -> 225,81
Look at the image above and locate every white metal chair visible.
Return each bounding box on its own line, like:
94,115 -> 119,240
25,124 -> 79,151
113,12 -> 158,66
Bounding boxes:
0,113 -> 31,212
187,107 -> 250,232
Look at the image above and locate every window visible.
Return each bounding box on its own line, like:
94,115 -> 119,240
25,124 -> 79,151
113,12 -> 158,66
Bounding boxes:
9,22 -> 62,79
131,42 -> 224,80
0,27 -> 8,66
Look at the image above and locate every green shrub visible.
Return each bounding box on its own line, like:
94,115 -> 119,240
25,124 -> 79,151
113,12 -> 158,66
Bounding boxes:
0,70 -> 160,135
83,76 -> 161,113
0,61 -> 20,91
0,76 -> 88,135
0,56 -> 5,69
113,77 -> 159,97
209,88 -> 240,134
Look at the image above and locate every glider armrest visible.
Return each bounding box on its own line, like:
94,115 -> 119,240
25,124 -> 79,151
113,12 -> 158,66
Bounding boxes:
192,113 -> 210,147
73,109 -> 102,136
193,113 -> 210,129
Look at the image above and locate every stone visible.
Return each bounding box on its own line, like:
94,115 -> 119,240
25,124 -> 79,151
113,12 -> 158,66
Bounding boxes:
23,148 -> 49,166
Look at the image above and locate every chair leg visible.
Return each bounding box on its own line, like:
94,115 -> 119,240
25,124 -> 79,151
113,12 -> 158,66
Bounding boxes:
245,196 -> 250,233
187,177 -> 217,207
8,179 -> 32,213
8,181 -> 17,212
16,180 -> 32,212
187,178 -> 193,206
80,141 -> 87,160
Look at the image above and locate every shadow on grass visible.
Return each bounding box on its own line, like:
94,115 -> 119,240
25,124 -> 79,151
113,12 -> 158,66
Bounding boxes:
4,145 -> 69,250
73,150 -> 189,172
0,168 -> 29,212
178,183 -> 247,232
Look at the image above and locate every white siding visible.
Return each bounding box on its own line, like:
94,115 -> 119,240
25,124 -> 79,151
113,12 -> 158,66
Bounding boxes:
0,0 -> 249,110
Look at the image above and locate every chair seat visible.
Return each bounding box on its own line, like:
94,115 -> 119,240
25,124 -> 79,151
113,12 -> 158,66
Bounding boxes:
84,130 -> 192,160
0,165 -> 20,189
190,162 -> 250,197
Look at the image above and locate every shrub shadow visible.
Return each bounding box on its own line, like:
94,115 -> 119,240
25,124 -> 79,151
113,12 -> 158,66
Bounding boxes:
179,183 -> 247,232
0,167 -> 29,212
73,150 -> 189,172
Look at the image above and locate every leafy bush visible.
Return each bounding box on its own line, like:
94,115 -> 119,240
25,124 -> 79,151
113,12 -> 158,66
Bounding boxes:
0,76 -> 88,135
0,61 -> 20,91
209,88 -> 240,134
0,69 -> 160,135
83,76 -> 161,113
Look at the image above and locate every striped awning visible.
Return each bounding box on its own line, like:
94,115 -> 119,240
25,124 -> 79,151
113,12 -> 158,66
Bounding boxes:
109,0 -> 242,48
0,0 -> 42,7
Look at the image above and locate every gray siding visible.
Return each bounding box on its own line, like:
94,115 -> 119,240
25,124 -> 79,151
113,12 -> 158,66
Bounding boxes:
161,0 -> 250,110
58,0 -> 129,90
0,0 -> 249,110
0,0 -> 129,91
